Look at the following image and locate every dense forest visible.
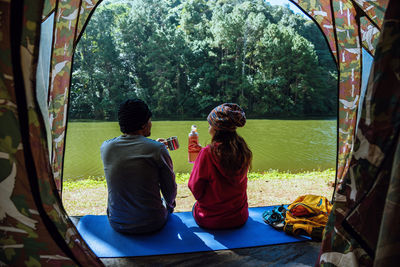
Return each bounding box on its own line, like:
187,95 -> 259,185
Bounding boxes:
70,0 -> 338,120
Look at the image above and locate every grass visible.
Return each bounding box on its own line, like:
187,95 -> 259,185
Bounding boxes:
62,169 -> 335,216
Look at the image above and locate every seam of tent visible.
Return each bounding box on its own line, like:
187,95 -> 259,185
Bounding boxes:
64,0 -> 104,195
332,80 -> 340,202
74,0 -> 103,48
10,1 -> 80,265
55,2 -> 105,259
288,0 -> 339,69
45,0 -> 59,200
353,3 -> 378,57
329,0 -> 341,202
358,13 -> 380,58
42,9 -> 55,22
351,0 -> 382,31
355,7 -> 363,137
60,0 -> 84,194
46,0 -> 58,105
287,0 -> 341,202
64,0 -> 104,196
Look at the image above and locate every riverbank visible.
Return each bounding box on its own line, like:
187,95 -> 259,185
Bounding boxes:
62,169 -> 335,216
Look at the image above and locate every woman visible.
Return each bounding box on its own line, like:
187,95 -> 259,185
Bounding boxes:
188,103 -> 252,229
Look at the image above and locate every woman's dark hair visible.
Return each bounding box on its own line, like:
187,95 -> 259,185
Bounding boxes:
118,99 -> 152,133
210,130 -> 252,175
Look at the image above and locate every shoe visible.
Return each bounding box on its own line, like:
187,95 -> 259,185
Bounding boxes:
262,205 -> 287,230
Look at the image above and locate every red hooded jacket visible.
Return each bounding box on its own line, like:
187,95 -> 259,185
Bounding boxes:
188,145 -> 249,229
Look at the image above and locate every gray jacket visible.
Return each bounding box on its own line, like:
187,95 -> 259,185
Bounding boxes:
101,134 -> 176,234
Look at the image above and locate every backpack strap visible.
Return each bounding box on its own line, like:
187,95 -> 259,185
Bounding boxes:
284,222 -> 324,241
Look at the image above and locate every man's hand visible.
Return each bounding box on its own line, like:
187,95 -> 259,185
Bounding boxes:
167,206 -> 174,214
156,138 -> 168,147
167,200 -> 176,214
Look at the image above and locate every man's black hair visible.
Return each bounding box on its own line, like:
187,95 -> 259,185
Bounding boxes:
118,99 -> 152,133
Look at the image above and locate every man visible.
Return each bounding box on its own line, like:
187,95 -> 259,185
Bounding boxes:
101,99 -> 177,234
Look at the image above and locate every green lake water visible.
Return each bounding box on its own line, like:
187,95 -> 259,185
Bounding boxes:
63,119 -> 337,180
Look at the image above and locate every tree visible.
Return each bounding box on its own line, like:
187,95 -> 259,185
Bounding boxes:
70,0 -> 338,120
71,3 -> 136,120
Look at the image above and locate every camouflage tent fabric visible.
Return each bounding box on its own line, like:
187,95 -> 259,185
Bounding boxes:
47,0 -> 101,194
0,0 -> 103,266
292,1 -> 399,265
1,0 -> 398,266
291,0 -> 388,185
317,1 -> 400,265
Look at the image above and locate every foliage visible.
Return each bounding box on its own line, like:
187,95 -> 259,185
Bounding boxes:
247,168 -> 335,180
70,0 -> 337,120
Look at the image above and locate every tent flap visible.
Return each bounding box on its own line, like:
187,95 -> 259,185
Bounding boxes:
75,0 -> 101,43
1,0 -> 75,265
0,0 -> 103,265
48,0 -> 101,193
42,0 -> 57,20
352,0 -> 389,29
292,0 -> 390,184
318,0 -> 400,265
360,16 -> 380,56
290,0 -> 338,64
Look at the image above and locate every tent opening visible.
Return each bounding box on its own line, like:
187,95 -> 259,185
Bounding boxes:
61,0 -> 339,216
2,0 -> 397,265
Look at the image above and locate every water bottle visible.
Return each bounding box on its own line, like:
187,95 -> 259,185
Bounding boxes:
188,125 -> 201,163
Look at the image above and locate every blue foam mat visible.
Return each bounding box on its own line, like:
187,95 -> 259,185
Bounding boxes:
77,206 -> 309,257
